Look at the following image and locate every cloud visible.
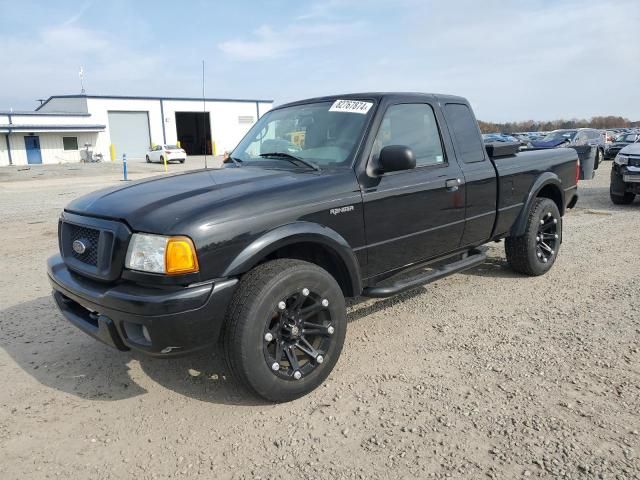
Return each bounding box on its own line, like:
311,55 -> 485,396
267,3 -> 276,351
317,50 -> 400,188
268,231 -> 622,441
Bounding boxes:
218,21 -> 366,60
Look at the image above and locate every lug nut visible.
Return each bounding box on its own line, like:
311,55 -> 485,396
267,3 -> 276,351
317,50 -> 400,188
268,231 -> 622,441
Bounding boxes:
540,219 -> 544,225
293,370 -> 302,380
550,250 -> 555,255
278,301 -> 286,310
554,234 -> 559,239
327,325 -> 335,335
536,236 -> 540,242
321,299 -> 329,307
537,252 -> 542,258
302,288 -> 309,296
271,362 -> 280,371
542,257 -> 548,263
553,219 -> 558,224
316,355 -> 324,364
264,332 -> 273,342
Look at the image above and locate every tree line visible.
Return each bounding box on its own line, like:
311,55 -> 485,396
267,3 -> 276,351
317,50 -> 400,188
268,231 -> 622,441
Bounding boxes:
478,116 -> 640,134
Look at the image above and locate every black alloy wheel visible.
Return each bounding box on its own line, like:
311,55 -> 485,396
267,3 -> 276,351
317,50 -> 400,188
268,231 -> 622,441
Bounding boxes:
535,211 -> 559,265
222,259 -> 346,402
263,287 -> 335,381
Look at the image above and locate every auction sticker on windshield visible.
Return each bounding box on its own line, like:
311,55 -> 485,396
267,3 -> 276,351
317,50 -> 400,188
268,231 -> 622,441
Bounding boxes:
329,100 -> 373,115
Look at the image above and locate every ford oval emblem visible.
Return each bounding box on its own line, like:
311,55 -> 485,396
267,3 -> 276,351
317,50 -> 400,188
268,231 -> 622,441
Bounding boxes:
72,239 -> 87,254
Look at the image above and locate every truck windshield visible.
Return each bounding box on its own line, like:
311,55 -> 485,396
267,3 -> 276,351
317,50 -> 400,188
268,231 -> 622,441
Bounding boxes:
231,100 -> 374,168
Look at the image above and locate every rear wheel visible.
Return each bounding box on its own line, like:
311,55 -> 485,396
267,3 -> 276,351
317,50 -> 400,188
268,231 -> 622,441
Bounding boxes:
505,198 -> 561,276
222,259 -> 346,402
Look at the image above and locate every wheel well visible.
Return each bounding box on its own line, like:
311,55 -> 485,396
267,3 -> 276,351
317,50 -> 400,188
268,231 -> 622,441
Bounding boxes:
537,184 -> 563,215
262,242 -> 355,297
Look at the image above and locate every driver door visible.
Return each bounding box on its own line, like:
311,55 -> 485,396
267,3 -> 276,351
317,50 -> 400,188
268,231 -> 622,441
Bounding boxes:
361,102 -> 465,277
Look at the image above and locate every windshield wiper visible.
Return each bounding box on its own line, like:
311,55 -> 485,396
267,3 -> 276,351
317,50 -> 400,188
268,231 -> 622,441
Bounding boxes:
259,152 -> 321,172
224,156 -> 243,167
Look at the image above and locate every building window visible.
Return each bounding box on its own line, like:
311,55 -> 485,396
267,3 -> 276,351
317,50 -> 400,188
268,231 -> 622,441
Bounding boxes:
63,137 -> 79,151
238,116 -> 255,125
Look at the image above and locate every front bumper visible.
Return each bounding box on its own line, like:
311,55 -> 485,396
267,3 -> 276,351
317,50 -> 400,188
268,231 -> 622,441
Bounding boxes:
47,254 -> 237,357
611,165 -> 640,195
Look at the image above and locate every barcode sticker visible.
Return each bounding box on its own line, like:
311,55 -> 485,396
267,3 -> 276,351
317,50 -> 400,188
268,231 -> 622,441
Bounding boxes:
329,99 -> 373,115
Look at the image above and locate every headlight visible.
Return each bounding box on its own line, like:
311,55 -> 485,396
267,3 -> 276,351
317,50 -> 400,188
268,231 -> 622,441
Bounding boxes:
614,154 -> 629,165
125,233 -> 199,275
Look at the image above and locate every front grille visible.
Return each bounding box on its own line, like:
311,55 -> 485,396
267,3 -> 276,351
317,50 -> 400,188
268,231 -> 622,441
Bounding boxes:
58,213 -> 130,282
69,225 -> 100,266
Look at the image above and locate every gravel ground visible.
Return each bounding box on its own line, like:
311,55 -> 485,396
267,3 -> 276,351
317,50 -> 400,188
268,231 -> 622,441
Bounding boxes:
0,162 -> 638,480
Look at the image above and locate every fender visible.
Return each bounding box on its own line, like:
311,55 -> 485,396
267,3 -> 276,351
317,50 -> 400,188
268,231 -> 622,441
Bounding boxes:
222,221 -> 362,296
510,172 -> 564,237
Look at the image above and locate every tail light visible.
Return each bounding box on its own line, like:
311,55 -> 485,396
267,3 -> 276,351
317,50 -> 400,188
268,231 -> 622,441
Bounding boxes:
575,160 -> 580,183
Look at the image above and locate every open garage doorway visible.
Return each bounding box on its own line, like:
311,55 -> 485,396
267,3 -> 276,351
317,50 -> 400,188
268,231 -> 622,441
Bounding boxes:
175,112 -> 211,155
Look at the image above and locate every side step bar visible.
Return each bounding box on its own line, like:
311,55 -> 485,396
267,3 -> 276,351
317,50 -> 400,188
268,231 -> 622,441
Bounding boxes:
362,247 -> 488,298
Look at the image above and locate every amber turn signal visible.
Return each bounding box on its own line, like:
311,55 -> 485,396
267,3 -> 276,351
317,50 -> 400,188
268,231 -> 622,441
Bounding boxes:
165,236 -> 199,275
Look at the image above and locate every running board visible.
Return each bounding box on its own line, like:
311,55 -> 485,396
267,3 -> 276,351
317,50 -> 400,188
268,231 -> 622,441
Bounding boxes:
362,248 -> 488,298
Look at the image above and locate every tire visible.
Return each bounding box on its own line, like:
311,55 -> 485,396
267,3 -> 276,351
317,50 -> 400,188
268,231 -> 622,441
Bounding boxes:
160,156 -> 164,164
145,155 -> 150,163
594,148 -> 601,170
610,191 -> 635,205
222,259 -> 346,402
505,198 -> 561,276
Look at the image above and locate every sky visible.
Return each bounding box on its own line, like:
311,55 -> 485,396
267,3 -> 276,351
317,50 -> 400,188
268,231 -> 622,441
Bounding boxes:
0,0 -> 638,122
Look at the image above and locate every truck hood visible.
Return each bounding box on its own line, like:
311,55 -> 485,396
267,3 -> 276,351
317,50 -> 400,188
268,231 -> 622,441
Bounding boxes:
65,167 -> 342,233
620,143 -> 640,155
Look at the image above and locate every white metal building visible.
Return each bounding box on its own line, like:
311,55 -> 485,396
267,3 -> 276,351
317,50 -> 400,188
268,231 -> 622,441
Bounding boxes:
0,94 -> 273,166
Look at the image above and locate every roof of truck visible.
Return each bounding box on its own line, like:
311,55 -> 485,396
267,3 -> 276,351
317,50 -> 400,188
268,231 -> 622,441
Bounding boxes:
276,92 -> 468,110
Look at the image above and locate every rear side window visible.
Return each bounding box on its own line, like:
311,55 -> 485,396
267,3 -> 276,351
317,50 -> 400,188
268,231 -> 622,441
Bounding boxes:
444,103 -> 485,163
372,103 -> 445,167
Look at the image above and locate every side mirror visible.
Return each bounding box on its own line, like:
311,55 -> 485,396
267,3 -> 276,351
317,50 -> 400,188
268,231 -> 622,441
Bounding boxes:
378,145 -> 416,173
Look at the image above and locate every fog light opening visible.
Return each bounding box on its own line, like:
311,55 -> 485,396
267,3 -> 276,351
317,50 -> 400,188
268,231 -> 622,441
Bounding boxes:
142,325 -> 151,343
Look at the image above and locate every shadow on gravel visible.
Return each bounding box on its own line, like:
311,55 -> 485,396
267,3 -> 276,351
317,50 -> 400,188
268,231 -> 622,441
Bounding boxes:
462,257 -> 521,279
0,296 -> 266,406
346,289 -> 424,323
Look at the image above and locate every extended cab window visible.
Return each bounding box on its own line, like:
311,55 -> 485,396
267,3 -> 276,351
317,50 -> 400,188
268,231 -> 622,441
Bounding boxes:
372,103 -> 444,167
444,103 -> 485,163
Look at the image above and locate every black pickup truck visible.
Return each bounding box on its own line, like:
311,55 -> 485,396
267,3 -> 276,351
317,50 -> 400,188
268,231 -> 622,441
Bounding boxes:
48,93 -> 579,401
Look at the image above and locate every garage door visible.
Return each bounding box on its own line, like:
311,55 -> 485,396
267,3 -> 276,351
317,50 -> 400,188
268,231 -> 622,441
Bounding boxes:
108,111 -> 151,160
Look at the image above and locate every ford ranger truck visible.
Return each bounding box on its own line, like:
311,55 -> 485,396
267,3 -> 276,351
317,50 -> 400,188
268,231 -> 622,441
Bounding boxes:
48,93 -> 579,402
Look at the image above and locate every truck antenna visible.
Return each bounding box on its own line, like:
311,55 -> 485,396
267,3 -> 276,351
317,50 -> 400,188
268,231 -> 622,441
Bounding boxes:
202,60 -> 207,169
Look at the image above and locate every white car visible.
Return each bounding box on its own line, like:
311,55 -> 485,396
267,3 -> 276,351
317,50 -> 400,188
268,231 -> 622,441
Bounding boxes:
146,145 -> 186,164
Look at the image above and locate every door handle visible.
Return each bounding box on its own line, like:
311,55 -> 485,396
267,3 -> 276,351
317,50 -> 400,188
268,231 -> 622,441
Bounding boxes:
445,178 -> 462,192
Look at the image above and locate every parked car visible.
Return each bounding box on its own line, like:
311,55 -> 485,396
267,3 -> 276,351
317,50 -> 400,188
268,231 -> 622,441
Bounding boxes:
482,133 -> 520,144
604,133 -> 640,160
610,143 -> 640,204
529,128 -> 604,169
47,93 -> 579,402
146,144 -> 186,164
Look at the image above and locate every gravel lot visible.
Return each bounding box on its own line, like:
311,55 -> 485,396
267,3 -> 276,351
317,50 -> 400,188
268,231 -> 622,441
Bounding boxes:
0,161 -> 638,480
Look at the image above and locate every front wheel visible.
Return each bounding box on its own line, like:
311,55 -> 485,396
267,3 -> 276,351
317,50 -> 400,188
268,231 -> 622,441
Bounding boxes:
505,198 -> 561,276
610,191 -> 635,205
222,259 -> 346,402
146,155 -> 150,163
